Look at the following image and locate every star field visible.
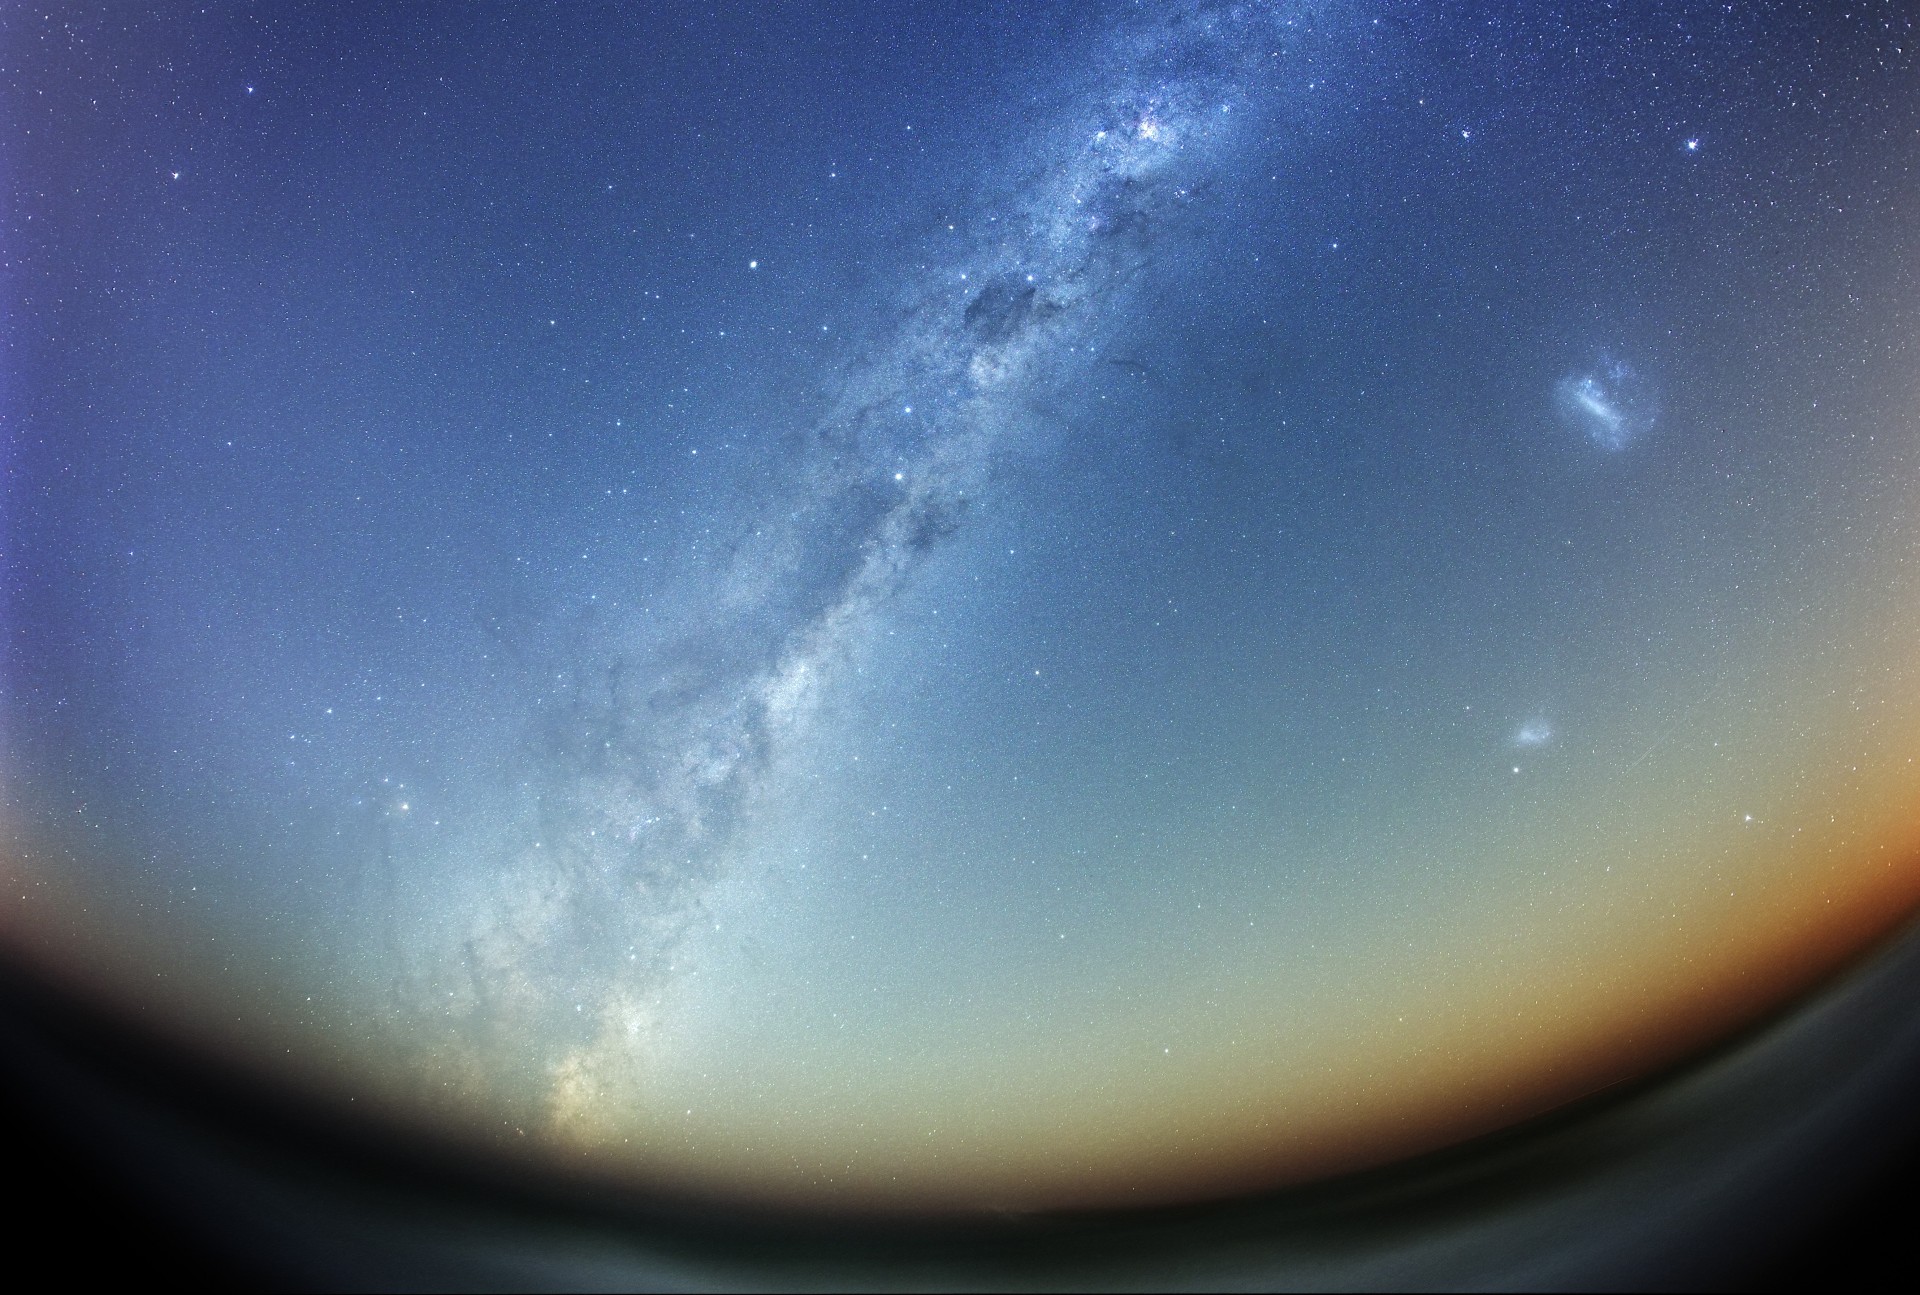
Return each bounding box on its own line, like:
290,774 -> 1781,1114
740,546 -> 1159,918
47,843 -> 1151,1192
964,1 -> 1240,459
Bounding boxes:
5,0 -> 1920,1212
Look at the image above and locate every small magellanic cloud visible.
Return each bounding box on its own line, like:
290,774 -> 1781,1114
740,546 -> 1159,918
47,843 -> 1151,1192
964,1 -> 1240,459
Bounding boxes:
1512,718 -> 1553,748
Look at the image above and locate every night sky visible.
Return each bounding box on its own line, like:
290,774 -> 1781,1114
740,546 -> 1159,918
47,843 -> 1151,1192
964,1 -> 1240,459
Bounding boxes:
6,1 -> 1920,1212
